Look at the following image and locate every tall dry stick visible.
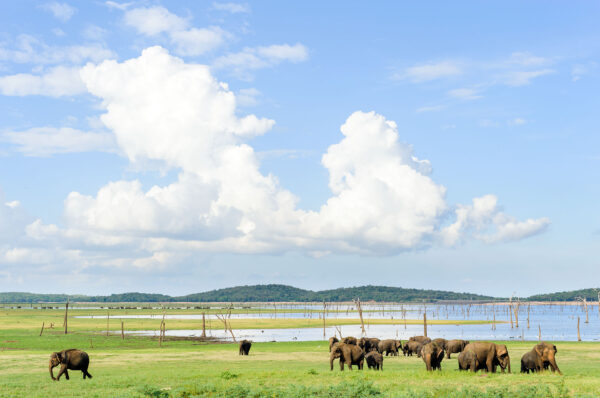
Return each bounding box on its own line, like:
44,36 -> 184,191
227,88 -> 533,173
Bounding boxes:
121,321 -> 124,340
201,312 -> 206,338
322,301 -> 326,339
538,324 -> 541,342
514,300 -> 520,328
40,322 -> 45,336
63,299 -> 69,335
577,317 -> 581,341
423,313 -> 428,337
353,298 -> 365,335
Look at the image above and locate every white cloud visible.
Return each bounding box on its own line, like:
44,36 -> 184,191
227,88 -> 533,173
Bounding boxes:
0,66 -> 85,97
213,43 -> 308,78
416,105 -> 446,113
212,2 -> 250,13
105,1 -> 132,10
394,61 -> 463,83
124,6 -> 188,36
1,127 -> 116,156
123,6 -> 227,56
0,34 -> 115,65
507,52 -> 551,67
237,88 -> 261,107
508,117 -> 526,126
501,69 -> 555,86
41,2 -> 76,22
447,88 -> 482,100
6,47 -> 547,271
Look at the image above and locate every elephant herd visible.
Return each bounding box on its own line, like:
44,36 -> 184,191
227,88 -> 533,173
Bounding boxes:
47,338 -> 561,382
328,335 -> 562,375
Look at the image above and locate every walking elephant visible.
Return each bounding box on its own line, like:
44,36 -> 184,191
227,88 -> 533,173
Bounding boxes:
520,342 -> 561,375
446,339 -> 469,358
458,350 -> 479,372
330,342 -> 364,371
421,342 -> 444,371
377,339 -> 400,356
464,342 -> 511,373
49,349 -> 92,381
239,340 -> 252,355
365,351 -> 383,370
403,341 -> 423,357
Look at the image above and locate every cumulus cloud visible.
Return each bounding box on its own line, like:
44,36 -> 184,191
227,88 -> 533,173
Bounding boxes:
0,66 -> 85,97
124,6 -> 226,56
1,127 -> 116,156
41,2 -> 76,22
7,47 -> 548,271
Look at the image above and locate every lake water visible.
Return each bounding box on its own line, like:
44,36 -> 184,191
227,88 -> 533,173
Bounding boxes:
88,303 -> 600,342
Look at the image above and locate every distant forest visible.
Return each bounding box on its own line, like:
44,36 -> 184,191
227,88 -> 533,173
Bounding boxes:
1,284 -> 598,303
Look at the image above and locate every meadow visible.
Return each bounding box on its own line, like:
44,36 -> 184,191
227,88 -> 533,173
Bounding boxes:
0,306 -> 598,397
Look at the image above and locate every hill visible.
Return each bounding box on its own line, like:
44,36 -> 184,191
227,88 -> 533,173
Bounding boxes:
0,284 -> 496,303
525,288 -> 600,302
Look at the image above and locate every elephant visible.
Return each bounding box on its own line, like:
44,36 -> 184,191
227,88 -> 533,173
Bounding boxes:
49,349 -> 92,381
520,342 -> 562,375
341,336 -> 358,345
365,351 -> 383,370
403,341 -> 423,357
239,340 -> 252,355
329,336 -> 339,352
432,338 -> 447,351
446,339 -> 470,359
377,339 -> 400,356
409,336 -> 432,345
458,350 -> 479,372
358,337 -> 380,352
463,342 -> 511,373
330,342 -> 364,371
421,342 -> 444,371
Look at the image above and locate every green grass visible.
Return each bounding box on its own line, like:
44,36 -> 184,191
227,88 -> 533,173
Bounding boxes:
0,309 -> 597,397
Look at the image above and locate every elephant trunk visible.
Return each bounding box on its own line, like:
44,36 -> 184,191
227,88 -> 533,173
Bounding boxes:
49,362 -> 56,380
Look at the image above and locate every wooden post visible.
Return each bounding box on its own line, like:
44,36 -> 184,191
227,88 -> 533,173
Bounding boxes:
201,312 -> 206,338
63,300 -> 69,334
121,321 -> 124,340
423,313 -> 428,337
577,317 -> 581,341
40,322 -> 45,336
322,301 -> 326,339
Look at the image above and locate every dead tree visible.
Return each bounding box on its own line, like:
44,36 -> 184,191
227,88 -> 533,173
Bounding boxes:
353,298 -> 365,335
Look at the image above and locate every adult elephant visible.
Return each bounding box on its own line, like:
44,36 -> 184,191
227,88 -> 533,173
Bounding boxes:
328,336 -> 339,352
359,337 -> 380,352
458,350 -> 479,372
446,339 -> 470,359
341,336 -> 358,345
432,338 -> 447,351
403,341 -> 423,357
239,340 -> 252,355
330,342 -> 364,371
521,342 -> 562,375
49,349 -> 92,381
409,336 -> 431,345
421,342 -> 444,371
377,339 -> 399,356
464,342 -> 511,373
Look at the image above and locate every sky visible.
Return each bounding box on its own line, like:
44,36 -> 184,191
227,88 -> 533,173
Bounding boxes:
0,1 -> 598,297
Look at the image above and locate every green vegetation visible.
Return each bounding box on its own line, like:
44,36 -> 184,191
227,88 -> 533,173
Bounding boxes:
526,288 -> 600,302
0,284 -> 498,303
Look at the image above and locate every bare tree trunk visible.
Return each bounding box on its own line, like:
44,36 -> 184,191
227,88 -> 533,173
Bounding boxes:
354,298 -> 365,335
121,321 -> 124,340
322,301 -> 326,339
63,300 -> 69,335
40,322 -> 45,336
201,312 -> 206,338
423,313 -> 428,337
577,317 -> 581,341
514,302 -> 519,328
538,324 -> 541,342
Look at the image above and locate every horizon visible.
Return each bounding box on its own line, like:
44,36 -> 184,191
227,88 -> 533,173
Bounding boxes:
1,2 -> 599,296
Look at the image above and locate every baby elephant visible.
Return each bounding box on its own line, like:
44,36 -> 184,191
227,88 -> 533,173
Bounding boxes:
49,349 -> 92,381
365,351 -> 383,370
239,340 -> 252,355
458,350 -> 479,372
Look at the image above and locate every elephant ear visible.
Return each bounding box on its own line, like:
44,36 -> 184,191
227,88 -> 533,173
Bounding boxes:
534,344 -> 544,358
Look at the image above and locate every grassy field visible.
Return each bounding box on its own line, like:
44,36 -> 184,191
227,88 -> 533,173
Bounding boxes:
0,309 -> 596,397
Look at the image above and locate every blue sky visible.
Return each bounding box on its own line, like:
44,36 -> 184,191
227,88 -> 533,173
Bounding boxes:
0,1 -> 598,296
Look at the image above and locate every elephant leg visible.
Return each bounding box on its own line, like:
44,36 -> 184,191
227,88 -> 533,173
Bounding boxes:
56,365 -> 67,381
64,369 -> 70,380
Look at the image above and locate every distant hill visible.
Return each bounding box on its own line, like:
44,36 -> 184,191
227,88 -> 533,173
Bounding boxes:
0,284 -> 496,303
525,288 -> 600,302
